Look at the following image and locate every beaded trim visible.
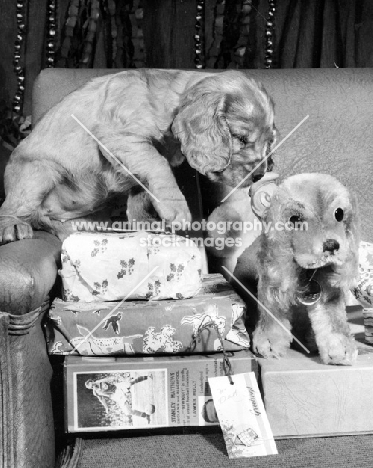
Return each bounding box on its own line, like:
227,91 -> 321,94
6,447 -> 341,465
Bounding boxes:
46,0 -> 58,68
195,0 -> 205,69
13,0 -> 28,116
131,0 -> 146,68
264,0 -> 276,69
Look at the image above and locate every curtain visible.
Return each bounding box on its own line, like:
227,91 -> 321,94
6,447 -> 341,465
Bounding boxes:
247,0 -> 373,68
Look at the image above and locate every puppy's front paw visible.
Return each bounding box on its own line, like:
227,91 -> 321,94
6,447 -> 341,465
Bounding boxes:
319,335 -> 358,366
0,220 -> 33,244
153,198 -> 192,225
252,328 -> 291,359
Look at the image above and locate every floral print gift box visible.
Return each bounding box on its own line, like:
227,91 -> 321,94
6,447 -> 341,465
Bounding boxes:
59,231 -> 203,302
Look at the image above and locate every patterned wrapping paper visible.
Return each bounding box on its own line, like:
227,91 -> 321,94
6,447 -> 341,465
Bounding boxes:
353,241 -> 373,309
352,241 -> 373,344
59,231 -> 203,302
47,274 -> 251,356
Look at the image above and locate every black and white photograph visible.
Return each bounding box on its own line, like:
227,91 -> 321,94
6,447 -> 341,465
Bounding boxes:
1,1 -> 373,467
73,369 -> 168,430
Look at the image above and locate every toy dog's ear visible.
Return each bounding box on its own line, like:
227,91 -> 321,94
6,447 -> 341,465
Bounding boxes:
171,81 -> 232,175
261,186 -> 290,226
250,173 -> 279,220
257,188 -> 299,310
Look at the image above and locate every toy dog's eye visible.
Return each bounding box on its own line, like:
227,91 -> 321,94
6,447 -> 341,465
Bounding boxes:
335,208 -> 344,222
289,215 -> 302,225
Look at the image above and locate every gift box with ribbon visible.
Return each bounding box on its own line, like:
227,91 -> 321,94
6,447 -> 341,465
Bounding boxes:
47,274 -> 251,356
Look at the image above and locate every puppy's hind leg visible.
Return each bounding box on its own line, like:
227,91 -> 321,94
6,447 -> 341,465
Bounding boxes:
0,157 -> 58,243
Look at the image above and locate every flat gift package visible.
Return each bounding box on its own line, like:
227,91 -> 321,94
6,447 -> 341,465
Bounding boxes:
47,274 -> 251,355
59,231 -> 203,302
64,350 -> 257,433
353,241 -> 373,311
259,345 -> 373,438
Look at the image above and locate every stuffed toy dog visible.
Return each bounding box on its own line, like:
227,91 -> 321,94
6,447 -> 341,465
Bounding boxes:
234,173 -> 360,366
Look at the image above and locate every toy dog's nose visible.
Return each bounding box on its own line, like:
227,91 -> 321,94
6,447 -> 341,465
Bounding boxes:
323,239 -> 340,253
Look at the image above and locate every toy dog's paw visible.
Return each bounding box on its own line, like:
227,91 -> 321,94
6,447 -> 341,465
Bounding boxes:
319,335 -> 358,366
252,329 -> 291,359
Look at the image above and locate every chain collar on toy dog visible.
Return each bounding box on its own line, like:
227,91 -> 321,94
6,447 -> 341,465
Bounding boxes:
296,269 -> 322,306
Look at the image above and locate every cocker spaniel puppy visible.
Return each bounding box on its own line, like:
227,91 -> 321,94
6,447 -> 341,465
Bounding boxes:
0,69 -> 275,243
251,173 -> 359,365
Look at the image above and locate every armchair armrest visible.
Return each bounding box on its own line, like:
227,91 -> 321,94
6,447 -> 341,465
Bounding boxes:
0,231 -> 62,315
0,231 -> 62,468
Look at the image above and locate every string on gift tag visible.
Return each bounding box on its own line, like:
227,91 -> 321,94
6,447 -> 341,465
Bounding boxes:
186,317 -> 234,385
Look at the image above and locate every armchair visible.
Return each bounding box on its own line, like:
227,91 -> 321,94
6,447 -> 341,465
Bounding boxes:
0,232 -> 60,468
1,67 -> 373,468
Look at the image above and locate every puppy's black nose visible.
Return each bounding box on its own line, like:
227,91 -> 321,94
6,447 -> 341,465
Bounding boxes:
323,239 -> 340,253
252,173 -> 264,183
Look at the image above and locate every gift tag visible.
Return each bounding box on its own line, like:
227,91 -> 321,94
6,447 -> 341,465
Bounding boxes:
208,372 -> 277,459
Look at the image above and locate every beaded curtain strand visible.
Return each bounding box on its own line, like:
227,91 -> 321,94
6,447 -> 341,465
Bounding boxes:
195,0 -> 205,69
13,0 -> 28,116
46,0 -> 58,67
264,0 -> 276,68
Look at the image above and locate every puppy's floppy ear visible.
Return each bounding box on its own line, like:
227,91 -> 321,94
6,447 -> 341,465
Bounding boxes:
266,125 -> 278,172
171,83 -> 232,174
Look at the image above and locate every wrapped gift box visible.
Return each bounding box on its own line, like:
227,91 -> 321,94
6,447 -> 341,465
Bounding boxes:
351,241 -> 373,344
257,307 -> 373,438
64,350 -> 257,432
60,231 -> 203,302
47,274 -> 251,356
363,309 -> 373,344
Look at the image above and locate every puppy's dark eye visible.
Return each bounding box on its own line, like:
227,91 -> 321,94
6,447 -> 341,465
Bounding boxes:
234,135 -> 249,146
289,215 -> 302,225
335,208 -> 344,222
